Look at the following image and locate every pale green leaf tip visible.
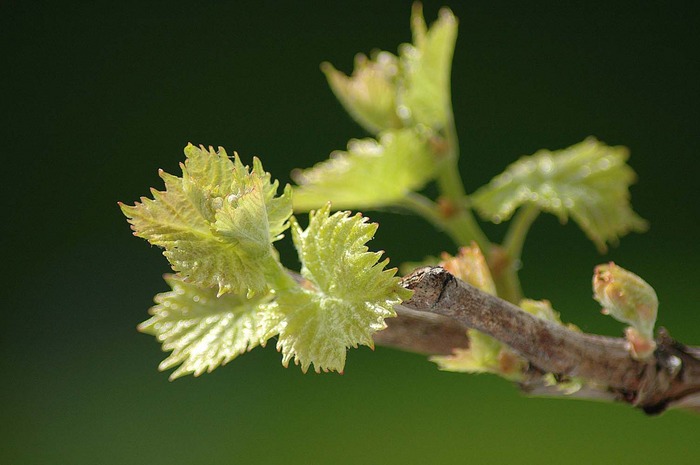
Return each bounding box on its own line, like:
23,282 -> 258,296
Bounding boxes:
411,2 -> 427,42
118,201 -> 134,217
320,61 -> 338,77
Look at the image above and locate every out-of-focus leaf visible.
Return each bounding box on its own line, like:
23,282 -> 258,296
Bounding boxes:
292,128 -> 437,211
396,5 -> 458,129
471,137 -> 647,252
322,52 -> 402,134
431,329 -> 524,381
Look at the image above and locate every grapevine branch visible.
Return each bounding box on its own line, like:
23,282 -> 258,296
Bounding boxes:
374,266 -> 700,415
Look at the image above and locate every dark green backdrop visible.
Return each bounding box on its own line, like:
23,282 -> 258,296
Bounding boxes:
3,1 -> 699,464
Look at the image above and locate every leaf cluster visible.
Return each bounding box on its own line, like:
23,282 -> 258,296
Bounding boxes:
121,146 -> 406,378
122,5 -> 652,387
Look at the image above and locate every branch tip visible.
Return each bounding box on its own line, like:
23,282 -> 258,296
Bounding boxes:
390,267 -> 700,415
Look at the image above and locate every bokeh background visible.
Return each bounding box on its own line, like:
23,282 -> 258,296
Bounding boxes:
3,1 -> 699,463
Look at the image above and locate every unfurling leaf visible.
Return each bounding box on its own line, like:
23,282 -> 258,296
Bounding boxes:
397,4 -> 458,129
322,5 -> 457,133
273,204 -> 409,373
139,275 -> 279,380
471,137 -> 647,252
439,242 -> 496,295
292,128 -> 437,211
431,330 -> 524,381
296,6 -> 456,213
593,262 -> 658,343
322,52 -> 402,134
120,144 -> 292,295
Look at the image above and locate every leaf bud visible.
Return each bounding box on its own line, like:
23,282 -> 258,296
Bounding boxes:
593,262 -> 658,342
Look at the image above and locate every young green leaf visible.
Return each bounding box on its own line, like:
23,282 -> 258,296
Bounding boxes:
471,137 -> 647,252
120,144 -> 292,295
322,52 -> 402,135
292,128 -> 437,211
139,275 -> 279,380
396,5 -> 458,129
272,204 -> 410,373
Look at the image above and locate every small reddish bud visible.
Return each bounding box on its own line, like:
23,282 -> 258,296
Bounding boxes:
437,196 -> 458,218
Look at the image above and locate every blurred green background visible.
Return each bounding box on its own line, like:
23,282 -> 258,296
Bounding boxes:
3,1 -> 699,463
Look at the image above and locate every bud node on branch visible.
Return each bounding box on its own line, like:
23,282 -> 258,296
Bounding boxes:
374,267 -> 700,415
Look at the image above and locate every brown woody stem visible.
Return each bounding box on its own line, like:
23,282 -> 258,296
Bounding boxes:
375,266 -> 700,415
